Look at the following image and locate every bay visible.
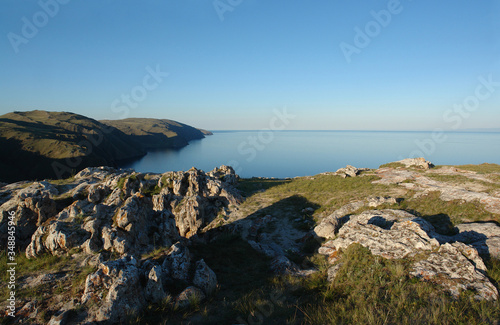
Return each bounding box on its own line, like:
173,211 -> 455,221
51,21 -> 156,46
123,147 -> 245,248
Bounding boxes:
119,131 -> 500,178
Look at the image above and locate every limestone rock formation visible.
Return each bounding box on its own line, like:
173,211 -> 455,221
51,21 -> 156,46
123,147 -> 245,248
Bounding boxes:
318,209 -> 498,300
314,197 -> 400,239
334,165 -> 370,178
396,157 -> 435,169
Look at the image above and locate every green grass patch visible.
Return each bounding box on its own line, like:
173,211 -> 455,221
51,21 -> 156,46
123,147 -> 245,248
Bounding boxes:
142,183 -> 162,197
379,162 -> 406,168
400,191 -> 499,225
456,163 -> 500,174
116,176 -> 126,189
302,244 -> 500,325
238,174 -> 395,219
237,178 -> 290,197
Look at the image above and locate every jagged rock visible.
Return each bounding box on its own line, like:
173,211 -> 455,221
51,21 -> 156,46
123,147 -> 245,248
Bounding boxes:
411,242 -> 498,300
175,286 -> 205,309
0,182 -> 57,249
87,184 -> 110,204
82,256 -> 145,323
193,259 -> 217,295
396,157 -> 434,169
209,165 -> 239,186
105,187 -> 124,207
163,242 -> 191,281
319,209 -> 498,300
334,165 -> 370,178
173,195 -> 206,237
44,221 -> 90,255
26,226 -> 46,258
145,266 -> 168,303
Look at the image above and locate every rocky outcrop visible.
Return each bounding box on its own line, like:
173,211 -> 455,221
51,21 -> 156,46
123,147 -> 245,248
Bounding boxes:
0,165 -> 236,323
0,182 -> 58,248
334,165 -> 370,178
318,209 -> 498,300
397,157 -> 435,169
18,165 -> 241,258
314,196 -> 400,239
81,245 -> 217,323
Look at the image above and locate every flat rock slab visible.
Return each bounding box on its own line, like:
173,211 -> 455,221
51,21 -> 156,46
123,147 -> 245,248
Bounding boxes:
319,209 -> 499,300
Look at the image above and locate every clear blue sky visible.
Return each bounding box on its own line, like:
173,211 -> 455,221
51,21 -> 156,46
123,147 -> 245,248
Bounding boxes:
1,0 -> 499,130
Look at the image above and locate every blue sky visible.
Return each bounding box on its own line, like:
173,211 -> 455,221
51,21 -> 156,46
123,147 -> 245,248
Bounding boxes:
1,0 -> 499,130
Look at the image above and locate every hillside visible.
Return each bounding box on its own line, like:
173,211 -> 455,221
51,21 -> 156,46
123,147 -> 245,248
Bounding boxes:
0,159 -> 499,324
100,118 -> 212,150
0,111 -> 211,182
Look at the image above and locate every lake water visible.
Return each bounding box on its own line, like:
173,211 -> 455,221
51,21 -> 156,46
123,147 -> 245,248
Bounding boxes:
120,131 -> 500,178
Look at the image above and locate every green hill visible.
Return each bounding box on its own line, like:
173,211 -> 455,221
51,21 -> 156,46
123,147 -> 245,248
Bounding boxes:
101,118 -> 212,150
0,110 -> 211,182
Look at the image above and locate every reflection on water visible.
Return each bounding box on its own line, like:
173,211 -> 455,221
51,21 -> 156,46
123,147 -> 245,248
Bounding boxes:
119,131 -> 500,178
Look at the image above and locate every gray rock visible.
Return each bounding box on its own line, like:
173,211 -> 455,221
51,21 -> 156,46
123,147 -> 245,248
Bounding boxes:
411,242 -> 498,300
26,226 -> 46,258
319,209 -> 498,300
454,222 -> 500,258
270,255 -> 298,275
334,165 -> 370,178
193,259 -> 217,295
327,263 -> 343,282
396,157 -> 434,169
163,242 -> 191,281
145,265 -> 168,303
82,256 -> 145,323
314,197 -> 400,239
175,286 -> 205,309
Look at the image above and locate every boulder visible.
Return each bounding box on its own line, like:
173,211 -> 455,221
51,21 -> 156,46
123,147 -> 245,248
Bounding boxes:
162,242 -> 191,281
396,157 -> 434,169
175,286 -> 205,309
82,256 -> 145,323
193,259 -> 217,295
145,265 -> 168,303
334,165 -> 370,178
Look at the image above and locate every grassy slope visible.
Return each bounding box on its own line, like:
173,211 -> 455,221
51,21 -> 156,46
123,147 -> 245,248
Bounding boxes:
0,110 -> 143,159
100,118 -> 211,150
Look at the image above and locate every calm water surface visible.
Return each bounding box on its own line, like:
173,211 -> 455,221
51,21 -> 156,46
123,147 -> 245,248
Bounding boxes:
120,131 -> 500,178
